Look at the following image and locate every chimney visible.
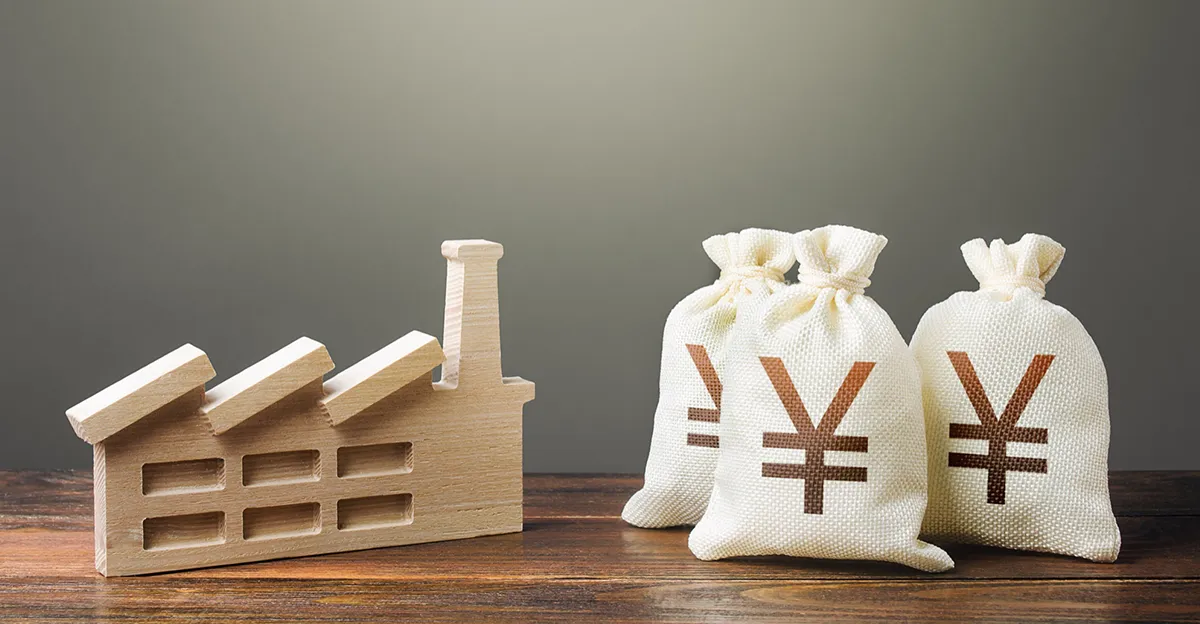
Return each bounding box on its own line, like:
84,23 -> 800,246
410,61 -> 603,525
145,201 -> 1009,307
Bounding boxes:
440,240 -> 505,388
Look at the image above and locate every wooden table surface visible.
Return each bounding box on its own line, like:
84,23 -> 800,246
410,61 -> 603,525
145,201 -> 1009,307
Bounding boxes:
1,470 -> 1197,622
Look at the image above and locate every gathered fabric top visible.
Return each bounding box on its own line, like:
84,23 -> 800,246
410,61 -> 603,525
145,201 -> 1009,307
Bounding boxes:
962,233 -> 1065,297
792,225 -> 888,295
703,228 -> 795,285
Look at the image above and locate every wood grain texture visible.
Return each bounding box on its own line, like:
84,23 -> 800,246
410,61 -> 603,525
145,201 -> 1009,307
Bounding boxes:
0,472 -> 1198,622
3,471 -> 1198,528
319,331 -> 445,425
4,513 -> 1199,581
199,336 -> 335,435
64,345 -> 215,444
61,239 -> 533,576
1,578 -> 1197,623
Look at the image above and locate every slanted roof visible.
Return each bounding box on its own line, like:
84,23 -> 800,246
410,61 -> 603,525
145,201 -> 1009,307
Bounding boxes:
319,331 -> 444,425
200,337 -> 334,434
66,344 -> 216,444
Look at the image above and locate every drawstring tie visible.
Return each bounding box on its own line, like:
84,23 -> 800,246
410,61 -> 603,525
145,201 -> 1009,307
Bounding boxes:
797,266 -> 870,295
980,274 -> 1046,296
719,265 -> 786,283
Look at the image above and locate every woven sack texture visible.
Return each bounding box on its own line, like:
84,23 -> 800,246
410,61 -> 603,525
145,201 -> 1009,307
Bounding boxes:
912,234 -> 1120,562
689,225 -> 953,572
622,228 -> 795,528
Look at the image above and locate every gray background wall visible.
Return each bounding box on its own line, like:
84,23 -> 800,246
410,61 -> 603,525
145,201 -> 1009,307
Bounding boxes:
2,0 -> 1197,471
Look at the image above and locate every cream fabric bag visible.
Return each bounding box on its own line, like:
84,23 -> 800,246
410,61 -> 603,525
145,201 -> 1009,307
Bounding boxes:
689,225 -> 953,572
912,234 -> 1120,562
623,228 -> 795,528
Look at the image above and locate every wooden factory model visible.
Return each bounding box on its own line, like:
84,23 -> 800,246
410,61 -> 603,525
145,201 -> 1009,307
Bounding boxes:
65,240 -> 533,576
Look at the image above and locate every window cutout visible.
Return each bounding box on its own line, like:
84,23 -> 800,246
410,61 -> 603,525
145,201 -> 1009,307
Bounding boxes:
243,502 -> 321,541
143,511 -> 225,551
337,442 -> 413,479
337,494 -> 413,531
242,450 -> 320,487
142,458 -> 225,496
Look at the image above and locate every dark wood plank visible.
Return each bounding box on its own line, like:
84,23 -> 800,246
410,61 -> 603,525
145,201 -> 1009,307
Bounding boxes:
2,471 -> 1198,622
4,471 -> 1197,530
523,471 -> 1200,518
0,470 -> 93,530
1110,472 -> 1200,516
0,577 -> 1195,623
3,514 -> 1197,581
522,473 -> 644,519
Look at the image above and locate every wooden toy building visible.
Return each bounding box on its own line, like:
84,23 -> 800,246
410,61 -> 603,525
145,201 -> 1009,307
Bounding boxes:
65,240 -> 533,576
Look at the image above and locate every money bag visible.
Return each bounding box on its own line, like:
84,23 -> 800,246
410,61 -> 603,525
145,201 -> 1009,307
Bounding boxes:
689,225 -> 953,572
912,234 -> 1120,561
623,228 -> 795,528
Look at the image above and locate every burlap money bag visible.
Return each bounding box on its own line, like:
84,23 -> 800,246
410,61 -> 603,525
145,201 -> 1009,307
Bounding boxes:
689,225 -> 953,572
623,228 -> 795,528
912,234 -> 1120,561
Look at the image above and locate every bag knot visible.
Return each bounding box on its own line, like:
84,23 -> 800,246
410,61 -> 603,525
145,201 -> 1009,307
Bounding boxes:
979,274 -> 1046,296
719,265 -> 786,283
797,266 -> 871,294
962,234 -> 1064,298
792,225 -> 886,295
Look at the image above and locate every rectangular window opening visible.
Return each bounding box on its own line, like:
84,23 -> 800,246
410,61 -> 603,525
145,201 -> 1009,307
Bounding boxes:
143,511 -> 225,551
243,502 -> 321,541
142,458 -> 225,496
242,449 -> 320,487
337,494 -> 413,531
337,442 -> 413,479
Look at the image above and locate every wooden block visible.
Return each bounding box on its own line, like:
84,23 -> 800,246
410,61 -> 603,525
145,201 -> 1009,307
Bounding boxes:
65,239 -> 533,576
319,331 -> 445,426
200,337 -> 335,435
66,345 -> 215,444
440,240 -> 505,389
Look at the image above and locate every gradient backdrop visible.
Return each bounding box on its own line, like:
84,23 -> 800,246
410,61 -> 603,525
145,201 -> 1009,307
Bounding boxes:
3,1 -> 1197,471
